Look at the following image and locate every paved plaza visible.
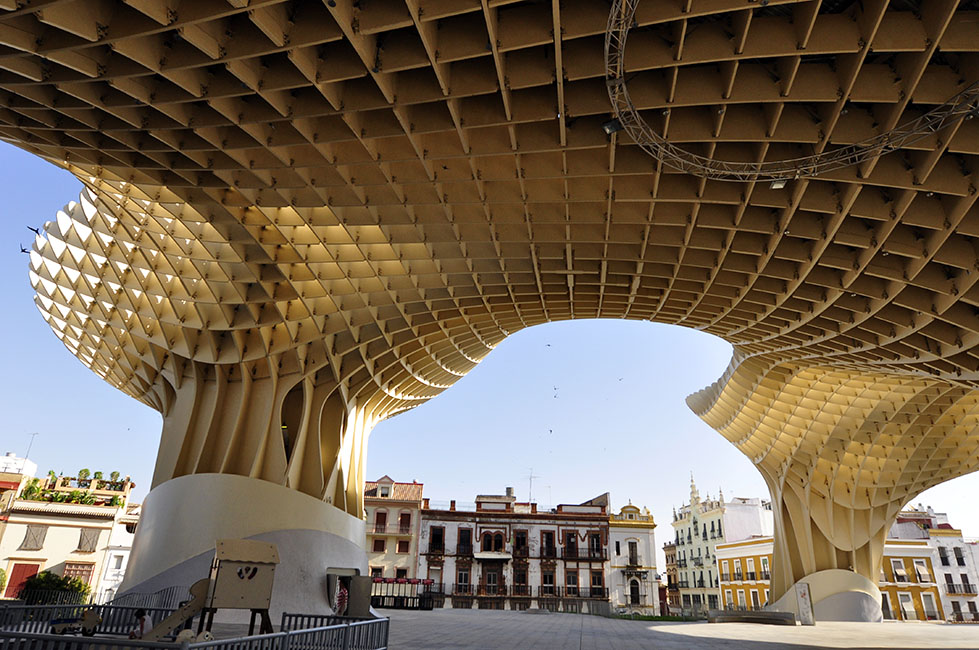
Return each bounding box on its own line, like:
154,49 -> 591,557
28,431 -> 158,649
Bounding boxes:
383,609 -> 979,649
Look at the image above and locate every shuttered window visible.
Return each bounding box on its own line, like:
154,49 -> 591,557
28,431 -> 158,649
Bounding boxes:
18,525 -> 47,551
63,562 -> 95,585
77,528 -> 100,552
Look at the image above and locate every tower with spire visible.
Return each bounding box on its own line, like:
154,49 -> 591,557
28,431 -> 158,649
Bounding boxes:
669,471 -> 774,615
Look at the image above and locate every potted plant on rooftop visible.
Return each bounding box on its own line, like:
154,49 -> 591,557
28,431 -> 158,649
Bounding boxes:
77,468 -> 91,489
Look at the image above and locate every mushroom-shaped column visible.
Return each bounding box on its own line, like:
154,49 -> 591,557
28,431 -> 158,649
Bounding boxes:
28,183 -> 503,613
690,356 -> 979,621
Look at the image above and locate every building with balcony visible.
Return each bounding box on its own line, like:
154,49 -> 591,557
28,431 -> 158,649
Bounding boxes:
879,539 -> 944,622
0,467 -> 138,601
364,476 -> 424,581
891,505 -> 978,623
663,541 -> 680,613
713,505 -> 979,623
417,488 -> 610,612
716,537 -> 772,611
670,475 -> 773,615
608,503 -> 658,615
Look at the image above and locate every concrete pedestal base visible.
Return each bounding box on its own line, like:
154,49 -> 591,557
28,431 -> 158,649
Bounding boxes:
769,569 -> 883,623
119,474 -> 367,617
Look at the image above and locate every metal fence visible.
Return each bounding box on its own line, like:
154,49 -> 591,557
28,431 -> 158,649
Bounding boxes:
106,587 -> 189,610
16,591 -> 89,606
0,604 -> 181,636
279,614 -> 371,632
0,610 -> 388,650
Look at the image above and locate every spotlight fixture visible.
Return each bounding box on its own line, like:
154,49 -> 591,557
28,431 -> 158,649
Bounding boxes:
327,0 -> 336,6
601,118 -> 623,135
770,179 -> 788,190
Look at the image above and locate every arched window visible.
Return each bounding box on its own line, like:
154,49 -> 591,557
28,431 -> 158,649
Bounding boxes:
494,533 -> 504,551
482,532 -> 493,551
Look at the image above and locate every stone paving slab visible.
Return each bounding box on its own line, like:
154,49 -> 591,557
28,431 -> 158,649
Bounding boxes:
383,608 -> 979,649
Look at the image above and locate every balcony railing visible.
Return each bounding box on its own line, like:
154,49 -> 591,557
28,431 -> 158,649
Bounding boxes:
677,581 -> 689,589
889,608 -> 941,622
760,571 -> 771,580
677,559 -> 687,568
562,547 -> 607,561
745,571 -> 756,581
627,554 -> 640,566
540,546 -> 557,559
452,583 -> 474,595
513,545 -> 529,557
733,572 -> 743,581
511,584 -> 532,597
950,611 -> 979,622
371,524 -> 413,535
945,583 -> 978,595
720,573 -> 730,582
535,586 -> 608,598
456,544 -> 473,556
426,544 -> 445,555
691,557 -> 703,567
476,584 -> 505,596
694,580 -> 705,588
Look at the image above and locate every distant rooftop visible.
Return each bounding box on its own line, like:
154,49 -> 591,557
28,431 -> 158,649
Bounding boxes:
364,475 -> 424,502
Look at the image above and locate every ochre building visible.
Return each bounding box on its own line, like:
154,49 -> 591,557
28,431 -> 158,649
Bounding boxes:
2,0 -> 978,618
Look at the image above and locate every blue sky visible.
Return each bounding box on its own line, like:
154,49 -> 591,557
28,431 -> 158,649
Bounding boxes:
2,142 -> 977,571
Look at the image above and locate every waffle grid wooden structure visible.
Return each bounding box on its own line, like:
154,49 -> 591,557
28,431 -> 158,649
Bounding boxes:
3,0 -> 978,603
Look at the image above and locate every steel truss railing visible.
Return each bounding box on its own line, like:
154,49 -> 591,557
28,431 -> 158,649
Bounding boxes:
605,0 -> 979,182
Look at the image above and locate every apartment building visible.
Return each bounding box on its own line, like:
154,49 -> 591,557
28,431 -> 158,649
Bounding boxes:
417,489 -> 610,612
663,540 -> 680,613
0,462 -> 137,602
671,476 -> 773,614
364,476 -> 424,581
715,536 -> 772,610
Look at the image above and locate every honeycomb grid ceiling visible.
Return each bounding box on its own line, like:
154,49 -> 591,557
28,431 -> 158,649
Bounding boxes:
5,0 -> 979,599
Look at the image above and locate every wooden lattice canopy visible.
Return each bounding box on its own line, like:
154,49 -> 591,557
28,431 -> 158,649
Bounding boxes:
3,0 -> 979,600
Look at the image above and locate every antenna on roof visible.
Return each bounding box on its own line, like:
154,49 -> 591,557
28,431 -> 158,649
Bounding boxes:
526,468 -> 541,503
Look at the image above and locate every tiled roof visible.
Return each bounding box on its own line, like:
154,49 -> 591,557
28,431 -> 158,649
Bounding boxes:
364,480 -> 423,502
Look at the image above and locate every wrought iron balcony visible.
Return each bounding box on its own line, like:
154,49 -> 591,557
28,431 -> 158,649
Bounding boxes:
562,547 -> 607,561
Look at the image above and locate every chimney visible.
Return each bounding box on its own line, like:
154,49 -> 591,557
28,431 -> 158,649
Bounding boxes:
423,498 -> 429,509
506,487 -> 514,498
531,503 -> 537,514
450,500 -> 456,511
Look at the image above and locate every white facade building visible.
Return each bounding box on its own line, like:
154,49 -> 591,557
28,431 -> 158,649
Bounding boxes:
671,476 -> 772,614
608,503 -> 659,615
892,505 -> 979,622
0,471 -> 138,601
364,476 -> 424,581
94,503 -> 140,603
0,452 -> 37,479
417,489 -> 610,612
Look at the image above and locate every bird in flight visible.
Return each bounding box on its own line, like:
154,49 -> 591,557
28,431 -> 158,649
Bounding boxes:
20,245 -> 29,254
26,226 -> 40,235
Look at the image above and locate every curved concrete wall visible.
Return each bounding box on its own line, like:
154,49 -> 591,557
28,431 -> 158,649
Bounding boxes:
121,474 -> 367,616
770,569 -> 883,623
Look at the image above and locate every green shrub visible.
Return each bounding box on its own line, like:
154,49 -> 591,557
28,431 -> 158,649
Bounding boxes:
0,568 -> 6,594
18,571 -> 91,599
